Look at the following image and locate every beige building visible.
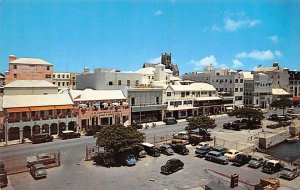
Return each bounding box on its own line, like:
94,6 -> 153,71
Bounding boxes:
4,80 -> 58,95
5,55 -> 53,84
53,72 -> 80,90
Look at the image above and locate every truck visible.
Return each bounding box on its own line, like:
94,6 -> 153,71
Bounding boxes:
26,153 -> 56,167
254,178 -> 280,190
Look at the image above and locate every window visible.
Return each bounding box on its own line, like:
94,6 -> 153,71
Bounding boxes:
230,79 -> 232,84
278,81 -> 280,84
152,76 -> 154,79
240,79 -> 243,83
46,74 -> 51,78
167,92 -> 172,97
58,74 -> 60,78
186,91 -> 190,96
53,74 -> 55,78
225,88 -> 227,91
235,88 -> 238,92
66,82 -> 69,86
127,80 -> 130,86
216,79 -> 219,82
131,98 -> 135,106
148,76 -> 150,79
47,66 -> 50,70
225,79 -> 227,82
66,75 -> 69,78
73,82 -> 75,86
235,79 -> 238,83
156,97 -> 160,104
62,74 -> 65,78
13,65 -> 17,69
58,82 -> 61,86
118,80 -> 122,85
135,80 -> 139,85
14,74 -> 17,78
240,88 -> 243,92
181,92 -> 185,97
62,82 -> 65,86
53,82 -> 55,85
109,81 -> 113,85
220,88 -> 223,91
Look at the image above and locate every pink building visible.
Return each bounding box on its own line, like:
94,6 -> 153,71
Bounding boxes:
5,55 -> 53,84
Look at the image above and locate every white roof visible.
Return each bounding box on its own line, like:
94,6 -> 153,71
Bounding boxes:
10,58 -> 52,65
135,67 -> 155,75
242,72 -> 253,80
4,80 -> 56,88
272,88 -> 291,95
3,94 -> 73,108
170,83 -> 216,91
73,89 -> 126,101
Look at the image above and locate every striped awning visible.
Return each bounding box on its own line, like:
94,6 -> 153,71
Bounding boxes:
6,107 -> 30,113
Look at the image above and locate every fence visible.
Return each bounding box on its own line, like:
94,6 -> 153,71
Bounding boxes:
144,134 -> 174,145
214,137 -> 257,154
2,151 -> 60,175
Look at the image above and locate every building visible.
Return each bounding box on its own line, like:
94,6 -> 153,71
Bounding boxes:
2,94 -> 77,142
163,81 -> 222,119
0,96 -> 4,141
53,72 -> 80,90
243,72 -> 272,108
182,66 -> 244,110
288,71 -> 300,101
64,89 -> 131,132
3,80 -> 58,95
143,52 -> 179,76
0,73 -> 4,96
128,87 -> 167,123
5,55 -> 53,84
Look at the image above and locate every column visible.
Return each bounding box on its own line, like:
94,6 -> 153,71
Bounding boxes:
5,120 -> 8,145
57,123 -> 60,135
66,116 -> 69,131
30,126 -> 32,136
20,128 -> 24,142
49,125 -> 51,135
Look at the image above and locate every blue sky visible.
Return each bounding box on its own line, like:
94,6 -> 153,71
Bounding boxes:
0,0 -> 300,75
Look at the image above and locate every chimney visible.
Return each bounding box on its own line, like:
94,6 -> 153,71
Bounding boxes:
9,55 -> 17,63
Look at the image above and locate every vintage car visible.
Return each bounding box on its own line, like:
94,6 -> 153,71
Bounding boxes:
205,151 -> 229,165
141,142 -> 160,157
248,156 -> 265,168
59,130 -> 81,140
232,153 -> 252,166
26,153 -> 55,167
212,146 -> 228,155
30,133 -> 53,144
224,149 -> 240,161
195,145 -> 212,158
262,160 -> 284,174
186,116 -> 194,122
133,145 -> 147,158
121,154 -> 137,166
161,158 -> 184,175
92,151 -> 116,167
170,144 -> 189,155
280,165 -> 299,180
159,144 -> 174,156
30,164 -> 47,179
195,142 -> 210,150
163,117 -> 177,125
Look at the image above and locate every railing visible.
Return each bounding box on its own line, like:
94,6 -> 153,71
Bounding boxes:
7,114 -> 76,123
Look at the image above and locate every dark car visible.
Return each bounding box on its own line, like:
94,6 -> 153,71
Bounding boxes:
171,144 -> 189,155
92,151 -> 116,167
163,117 -> 177,125
212,146 -> 228,155
248,156 -> 265,168
133,145 -> 147,158
141,142 -> 161,157
195,146 -> 212,158
30,133 -> 53,144
161,158 -> 184,175
262,160 -> 284,174
0,162 -> 8,188
280,165 -> 299,180
233,153 -> 252,166
278,115 -> 291,121
205,151 -> 229,165
159,144 -> 174,156
30,164 -> 47,179
59,130 -> 81,140
268,114 -> 279,121
186,116 -> 194,122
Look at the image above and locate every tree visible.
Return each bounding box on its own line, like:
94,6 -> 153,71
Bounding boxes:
187,115 -> 217,132
270,98 -> 293,115
96,124 -> 144,156
230,108 -> 264,129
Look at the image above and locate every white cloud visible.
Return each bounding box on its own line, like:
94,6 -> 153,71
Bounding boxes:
211,25 -> 221,32
267,35 -> 279,43
190,55 -> 219,70
275,50 -> 282,58
236,50 -> 282,61
147,56 -> 161,63
232,59 -> 243,68
154,10 -> 163,16
224,18 -> 261,31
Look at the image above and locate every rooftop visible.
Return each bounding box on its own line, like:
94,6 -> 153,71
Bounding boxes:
272,88 -> 291,95
67,89 -> 126,101
170,82 -> 216,91
10,58 -> 52,66
4,80 -> 57,88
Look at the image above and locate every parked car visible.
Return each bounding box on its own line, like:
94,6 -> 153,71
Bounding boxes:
196,142 -> 210,150
26,153 -> 55,167
171,138 -> 189,145
205,151 -> 229,165
185,125 -> 197,131
248,156 -> 265,168
232,153 -> 251,166
224,149 -> 240,161
278,115 -> 291,121
262,160 -> 284,174
30,164 -> 47,179
59,130 -> 81,140
121,154 -> 137,166
92,151 -> 116,167
133,145 -> 147,158
141,142 -> 160,157
195,145 -> 212,158
163,117 -> 177,125
161,158 -> 184,175
186,116 -> 194,122
268,114 -> 279,121
0,162 -> 8,188
212,146 -> 228,155
280,165 -> 299,180
30,133 -> 54,144
173,131 -> 189,140
159,144 -> 174,156
171,144 -> 189,155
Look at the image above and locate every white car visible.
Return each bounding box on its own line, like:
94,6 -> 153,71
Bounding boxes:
224,149 -> 240,161
196,142 -> 210,150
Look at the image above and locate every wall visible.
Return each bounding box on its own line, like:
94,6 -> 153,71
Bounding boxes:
259,130 -> 289,149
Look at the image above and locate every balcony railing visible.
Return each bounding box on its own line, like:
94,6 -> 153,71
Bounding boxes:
7,113 -> 75,123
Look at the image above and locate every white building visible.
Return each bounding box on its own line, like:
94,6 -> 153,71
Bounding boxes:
182,66 -> 244,110
53,72 -> 80,90
4,80 -> 58,95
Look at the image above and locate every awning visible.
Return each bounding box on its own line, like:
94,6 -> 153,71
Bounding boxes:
55,105 -> 74,110
30,106 -> 56,111
293,96 -> 300,101
6,107 -> 30,113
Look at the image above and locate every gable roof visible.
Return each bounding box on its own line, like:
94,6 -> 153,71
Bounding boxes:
272,88 -> 291,95
10,58 -> 52,66
4,80 -> 57,88
70,89 -> 126,101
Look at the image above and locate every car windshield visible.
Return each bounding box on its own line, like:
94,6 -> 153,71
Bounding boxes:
227,151 -> 233,154
283,167 -> 293,172
266,162 -> 275,167
252,157 -> 260,161
201,147 -> 210,150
